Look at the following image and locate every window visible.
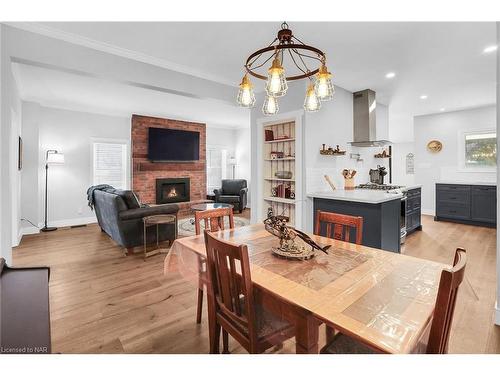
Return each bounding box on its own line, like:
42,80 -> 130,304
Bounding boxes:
92,141 -> 128,189
206,147 -> 227,194
462,131 -> 496,169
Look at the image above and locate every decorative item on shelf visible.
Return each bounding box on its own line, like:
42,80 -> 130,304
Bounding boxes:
274,135 -> 291,140
275,170 -> 293,179
342,169 -> 356,190
427,140 -> 443,153
237,22 -> 335,115
272,183 -> 293,199
270,151 -> 284,159
263,214 -> 330,261
324,175 -> 336,191
265,129 -> 275,141
289,190 -> 295,199
320,144 -> 346,156
374,149 -> 391,158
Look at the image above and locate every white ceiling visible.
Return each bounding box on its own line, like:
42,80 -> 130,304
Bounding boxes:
10,22 -> 497,134
12,62 -> 250,129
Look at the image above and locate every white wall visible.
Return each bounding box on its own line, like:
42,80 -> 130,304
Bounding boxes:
391,142 -> 416,187
1,24 -> 22,264
414,105 -> 497,214
21,104 -> 130,229
234,127 -> 251,203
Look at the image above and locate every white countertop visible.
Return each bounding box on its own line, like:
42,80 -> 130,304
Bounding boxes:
437,181 -> 496,186
307,189 -> 403,204
403,184 -> 423,190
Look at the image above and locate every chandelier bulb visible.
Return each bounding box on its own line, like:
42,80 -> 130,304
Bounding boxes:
262,95 -> 279,116
304,83 -> 321,112
265,55 -> 288,97
236,73 -> 256,108
314,63 -> 335,101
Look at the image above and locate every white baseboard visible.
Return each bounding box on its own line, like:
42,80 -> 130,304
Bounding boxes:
495,301 -> 500,326
421,209 -> 435,216
21,226 -> 40,236
20,217 -> 97,238
49,216 -> 97,228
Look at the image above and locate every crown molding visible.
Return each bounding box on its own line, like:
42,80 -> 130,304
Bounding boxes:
5,22 -> 235,87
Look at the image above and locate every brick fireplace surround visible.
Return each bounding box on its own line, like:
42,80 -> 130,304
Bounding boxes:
131,114 -> 207,214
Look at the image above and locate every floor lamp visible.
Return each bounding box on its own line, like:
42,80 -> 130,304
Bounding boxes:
41,150 -> 65,232
229,157 -> 237,179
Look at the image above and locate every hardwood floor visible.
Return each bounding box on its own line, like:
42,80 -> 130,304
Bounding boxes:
13,213 -> 499,353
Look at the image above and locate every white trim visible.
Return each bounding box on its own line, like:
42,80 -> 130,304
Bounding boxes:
457,128 -> 497,173
6,22 -> 234,87
48,216 -> 97,229
421,209 -> 435,216
495,301 -> 500,326
20,226 -> 40,236
255,110 -> 304,229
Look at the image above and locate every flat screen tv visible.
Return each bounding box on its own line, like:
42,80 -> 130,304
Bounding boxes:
148,127 -> 200,162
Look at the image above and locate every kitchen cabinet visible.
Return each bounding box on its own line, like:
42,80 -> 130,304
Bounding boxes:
435,183 -> 496,227
406,187 -> 422,235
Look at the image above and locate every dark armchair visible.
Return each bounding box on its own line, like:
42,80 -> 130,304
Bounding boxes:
214,179 -> 248,213
89,187 -> 179,254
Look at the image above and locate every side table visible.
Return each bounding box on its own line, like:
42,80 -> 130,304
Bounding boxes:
142,214 -> 177,260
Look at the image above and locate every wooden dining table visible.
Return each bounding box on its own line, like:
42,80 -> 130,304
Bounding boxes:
163,224 -> 447,354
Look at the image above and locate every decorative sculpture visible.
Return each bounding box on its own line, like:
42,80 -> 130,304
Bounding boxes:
263,209 -> 330,260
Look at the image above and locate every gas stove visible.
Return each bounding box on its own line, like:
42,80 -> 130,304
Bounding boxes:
356,183 -> 405,191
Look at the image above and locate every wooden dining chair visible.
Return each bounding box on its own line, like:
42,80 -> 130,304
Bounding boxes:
204,230 -> 295,354
195,207 -> 234,236
320,248 -> 467,354
314,210 -> 363,245
194,207 -> 234,324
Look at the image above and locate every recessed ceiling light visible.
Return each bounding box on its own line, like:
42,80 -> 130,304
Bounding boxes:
385,72 -> 396,79
440,108 -> 445,112
483,45 -> 498,53
420,95 -> 428,100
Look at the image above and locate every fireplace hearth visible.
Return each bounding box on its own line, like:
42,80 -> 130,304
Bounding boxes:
156,178 -> 190,204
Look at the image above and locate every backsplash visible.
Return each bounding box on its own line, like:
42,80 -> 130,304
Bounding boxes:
306,145 -> 391,193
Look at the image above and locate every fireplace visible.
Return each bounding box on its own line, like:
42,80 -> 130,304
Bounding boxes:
156,178 -> 190,204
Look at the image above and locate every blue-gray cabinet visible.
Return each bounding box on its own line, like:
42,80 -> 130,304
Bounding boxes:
435,183 -> 496,227
406,188 -> 422,234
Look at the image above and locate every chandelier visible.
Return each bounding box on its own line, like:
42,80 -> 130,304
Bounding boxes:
237,22 -> 335,115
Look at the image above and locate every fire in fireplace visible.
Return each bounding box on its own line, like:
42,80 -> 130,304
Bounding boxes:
156,178 -> 190,204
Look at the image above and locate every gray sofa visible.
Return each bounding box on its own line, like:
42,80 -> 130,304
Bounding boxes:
214,179 -> 248,213
90,187 -> 179,252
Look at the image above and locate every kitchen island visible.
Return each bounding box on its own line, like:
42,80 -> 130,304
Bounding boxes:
308,189 -> 402,253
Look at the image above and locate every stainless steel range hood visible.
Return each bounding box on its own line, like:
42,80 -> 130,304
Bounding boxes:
349,89 -> 391,147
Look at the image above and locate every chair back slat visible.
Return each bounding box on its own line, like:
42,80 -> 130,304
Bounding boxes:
204,230 -> 258,344
314,210 -> 363,245
426,248 -> 466,354
195,207 -> 234,236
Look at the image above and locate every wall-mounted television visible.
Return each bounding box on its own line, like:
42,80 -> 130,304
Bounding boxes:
148,127 -> 200,162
